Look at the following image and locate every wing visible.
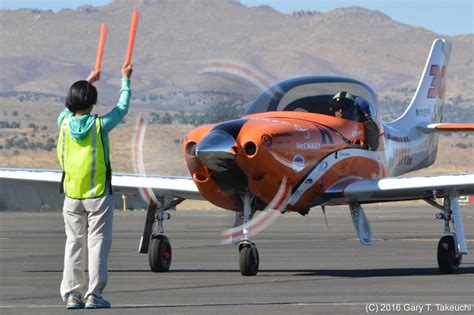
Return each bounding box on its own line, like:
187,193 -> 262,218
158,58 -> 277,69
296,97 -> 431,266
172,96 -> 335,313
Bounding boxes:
0,168 -> 202,210
319,174 -> 474,205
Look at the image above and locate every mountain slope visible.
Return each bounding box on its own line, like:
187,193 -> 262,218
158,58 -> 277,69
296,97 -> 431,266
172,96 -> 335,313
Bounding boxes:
0,0 -> 472,108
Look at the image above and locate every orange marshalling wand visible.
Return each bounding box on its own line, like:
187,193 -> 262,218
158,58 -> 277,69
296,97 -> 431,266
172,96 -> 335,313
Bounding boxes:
125,10 -> 139,65
95,24 -> 108,72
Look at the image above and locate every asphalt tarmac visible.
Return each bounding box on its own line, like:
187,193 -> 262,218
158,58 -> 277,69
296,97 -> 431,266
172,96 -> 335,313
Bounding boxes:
0,205 -> 473,315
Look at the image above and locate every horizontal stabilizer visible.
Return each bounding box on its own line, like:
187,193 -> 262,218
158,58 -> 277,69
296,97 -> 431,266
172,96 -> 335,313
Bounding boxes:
419,123 -> 474,132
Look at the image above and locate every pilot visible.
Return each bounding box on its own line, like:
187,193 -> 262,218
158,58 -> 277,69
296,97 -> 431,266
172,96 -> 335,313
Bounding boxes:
330,91 -> 379,151
330,91 -> 358,121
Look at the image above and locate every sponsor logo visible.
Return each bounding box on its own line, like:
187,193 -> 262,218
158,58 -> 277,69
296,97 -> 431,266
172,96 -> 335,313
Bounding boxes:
295,124 -> 310,139
317,126 -> 334,144
394,147 -> 412,166
296,142 -> 321,150
292,154 -> 305,172
261,134 -> 273,147
271,132 -> 292,138
385,133 -> 410,143
319,161 -> 328,171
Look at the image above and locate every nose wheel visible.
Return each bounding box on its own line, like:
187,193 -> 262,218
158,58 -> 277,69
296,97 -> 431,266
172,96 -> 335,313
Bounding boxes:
239,242 -> 259,276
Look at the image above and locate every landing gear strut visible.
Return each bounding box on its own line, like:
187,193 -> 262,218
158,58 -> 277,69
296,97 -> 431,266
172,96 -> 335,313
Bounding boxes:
426,193 -> 467,274
237,192 -> 260,276
138,196 -> 184,272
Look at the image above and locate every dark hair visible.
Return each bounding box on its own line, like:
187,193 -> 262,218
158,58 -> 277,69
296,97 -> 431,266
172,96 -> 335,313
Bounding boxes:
65,80 -> 97,112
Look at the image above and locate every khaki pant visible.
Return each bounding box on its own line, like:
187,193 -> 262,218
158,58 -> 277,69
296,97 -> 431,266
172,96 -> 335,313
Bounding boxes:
60,191 -> 114,301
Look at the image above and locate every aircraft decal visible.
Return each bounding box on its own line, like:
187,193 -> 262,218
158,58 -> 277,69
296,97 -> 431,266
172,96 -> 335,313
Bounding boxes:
317,126 -> 334,145
261,134 -> 273,147
296,142 -> 321,150
288,149 -> 379,205
416,108 -> 432,117
271,132 -> 292,138
393,147 -> 413,167
295,124 -> 311,139
292,154 -> 305,172
385,132 -> 410,143
427,65 -> 446,99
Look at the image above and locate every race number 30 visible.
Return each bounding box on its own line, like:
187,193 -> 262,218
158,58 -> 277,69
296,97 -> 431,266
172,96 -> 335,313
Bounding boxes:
427,64 -> 446,99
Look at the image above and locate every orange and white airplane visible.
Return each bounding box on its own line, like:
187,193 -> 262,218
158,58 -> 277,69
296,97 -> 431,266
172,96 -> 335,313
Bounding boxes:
1,39 -> 473,276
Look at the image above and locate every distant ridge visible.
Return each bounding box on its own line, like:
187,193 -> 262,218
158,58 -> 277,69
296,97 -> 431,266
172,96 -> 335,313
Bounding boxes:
0,0 -> 472,107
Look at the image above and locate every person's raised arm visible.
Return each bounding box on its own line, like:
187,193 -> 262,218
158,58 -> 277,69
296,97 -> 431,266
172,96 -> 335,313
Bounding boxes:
100,64 -> 133,134
87,69 -> 101,83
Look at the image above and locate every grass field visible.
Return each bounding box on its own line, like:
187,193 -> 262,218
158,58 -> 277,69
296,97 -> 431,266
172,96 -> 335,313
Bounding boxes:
1,98 -> 472,174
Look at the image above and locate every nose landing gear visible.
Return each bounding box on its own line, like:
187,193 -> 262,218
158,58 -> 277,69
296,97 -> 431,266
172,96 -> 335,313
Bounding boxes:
237,192 -> 260,276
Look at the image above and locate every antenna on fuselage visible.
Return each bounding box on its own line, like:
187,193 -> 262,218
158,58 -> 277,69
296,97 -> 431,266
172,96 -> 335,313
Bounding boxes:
321,205 -> 329,228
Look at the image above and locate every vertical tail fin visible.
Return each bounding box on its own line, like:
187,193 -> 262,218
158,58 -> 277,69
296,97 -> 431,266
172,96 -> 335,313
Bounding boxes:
384,39 -> 452,175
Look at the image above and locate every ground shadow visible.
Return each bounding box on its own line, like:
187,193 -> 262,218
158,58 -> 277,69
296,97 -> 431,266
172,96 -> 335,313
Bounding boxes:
26,267 -> 474,277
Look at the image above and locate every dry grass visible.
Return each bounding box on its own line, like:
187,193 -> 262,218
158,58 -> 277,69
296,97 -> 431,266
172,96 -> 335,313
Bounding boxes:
1,99 -> 472,211
1,99 -> 472,174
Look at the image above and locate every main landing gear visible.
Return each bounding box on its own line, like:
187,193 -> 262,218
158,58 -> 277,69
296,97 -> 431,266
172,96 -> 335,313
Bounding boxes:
426,193 -> 467,274
138,197 -> 184,272
237,192 -> 259,276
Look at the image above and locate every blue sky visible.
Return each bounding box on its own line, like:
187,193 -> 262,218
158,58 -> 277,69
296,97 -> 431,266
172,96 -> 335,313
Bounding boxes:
1,0 -> 472,35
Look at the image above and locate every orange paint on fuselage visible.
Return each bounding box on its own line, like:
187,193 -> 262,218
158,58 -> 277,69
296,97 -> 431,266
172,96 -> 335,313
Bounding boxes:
184,111 -> 387,213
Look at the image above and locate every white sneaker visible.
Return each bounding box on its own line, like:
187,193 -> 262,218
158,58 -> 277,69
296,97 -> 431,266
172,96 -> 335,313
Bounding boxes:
85,294 -> 111,309
66,292 -> 85,309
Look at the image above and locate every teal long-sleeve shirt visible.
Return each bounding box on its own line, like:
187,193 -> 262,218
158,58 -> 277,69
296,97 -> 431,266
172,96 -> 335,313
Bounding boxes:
57,78 -> 131,166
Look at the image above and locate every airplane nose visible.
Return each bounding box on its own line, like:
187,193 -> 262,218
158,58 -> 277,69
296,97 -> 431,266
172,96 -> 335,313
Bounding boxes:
196,130 -> 237,172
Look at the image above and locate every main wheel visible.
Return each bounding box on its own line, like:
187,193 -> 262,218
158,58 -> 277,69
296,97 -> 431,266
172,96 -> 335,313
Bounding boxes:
239,244 -> 259,276
148,235 -> 172,272
437,235 -> 462,274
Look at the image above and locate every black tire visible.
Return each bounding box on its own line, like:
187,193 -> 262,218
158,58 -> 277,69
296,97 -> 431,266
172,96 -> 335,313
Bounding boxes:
239,245 -> 259,276
437,235 -> 462,274
148,235 -> 172,272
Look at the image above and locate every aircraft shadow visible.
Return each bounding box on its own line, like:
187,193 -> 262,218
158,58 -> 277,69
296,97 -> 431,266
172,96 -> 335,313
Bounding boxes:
293,267 -> 474,277
26,267 -> 474,277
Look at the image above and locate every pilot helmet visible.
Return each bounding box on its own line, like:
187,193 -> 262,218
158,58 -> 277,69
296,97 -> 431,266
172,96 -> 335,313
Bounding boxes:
330,91 -> 356,112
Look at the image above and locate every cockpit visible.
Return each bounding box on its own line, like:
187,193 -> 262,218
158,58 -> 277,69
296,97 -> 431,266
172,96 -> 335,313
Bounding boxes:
244,76 -> 378,122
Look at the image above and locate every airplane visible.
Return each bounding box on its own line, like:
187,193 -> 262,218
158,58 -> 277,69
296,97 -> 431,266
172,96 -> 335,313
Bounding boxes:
1,38 -> 473,277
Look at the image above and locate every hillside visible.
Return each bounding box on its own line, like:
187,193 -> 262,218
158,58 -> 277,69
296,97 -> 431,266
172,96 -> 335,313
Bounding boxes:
0,0 -> 472,116
0,0 -> 472,177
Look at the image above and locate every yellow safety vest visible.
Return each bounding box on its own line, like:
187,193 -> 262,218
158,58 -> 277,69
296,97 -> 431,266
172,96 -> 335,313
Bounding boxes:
57,116 -> 110,199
